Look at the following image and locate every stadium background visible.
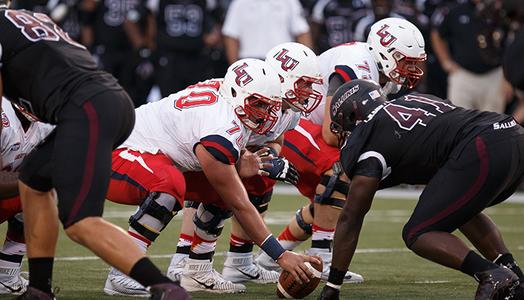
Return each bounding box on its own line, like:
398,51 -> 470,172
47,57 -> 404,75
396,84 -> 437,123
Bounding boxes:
3,0 -> 524,299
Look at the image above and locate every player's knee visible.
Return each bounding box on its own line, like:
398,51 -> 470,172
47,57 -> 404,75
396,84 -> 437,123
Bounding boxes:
402,223 -> 419,249
65,216 -> 104,244
249,190 -> 273,214
295,204 -> 314,235
129,192 -> 182,242
314,173 -> 349,209
193,203 -> 232,240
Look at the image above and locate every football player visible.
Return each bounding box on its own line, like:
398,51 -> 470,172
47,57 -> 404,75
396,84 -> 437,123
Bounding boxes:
256,17 -> 425,283
166,43 -> 322,292
0,2 -> 187,299
318,79 -> 524,300
103,58 -> 319,296
0,98 -> 54,295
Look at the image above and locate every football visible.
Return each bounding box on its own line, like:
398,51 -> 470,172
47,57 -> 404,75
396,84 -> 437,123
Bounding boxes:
276,258 -> 323,299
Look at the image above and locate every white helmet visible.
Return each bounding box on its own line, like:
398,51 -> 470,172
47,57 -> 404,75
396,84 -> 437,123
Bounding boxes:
265,42 -> 323,114
220,58 -> 282,135
367,17 -> 426,89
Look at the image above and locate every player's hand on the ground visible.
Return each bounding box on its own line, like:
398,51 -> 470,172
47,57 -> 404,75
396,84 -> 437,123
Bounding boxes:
317,285 -> 340,300
261,157 -> 299,185
277,251 -> 321,284
236,148 -> 273,178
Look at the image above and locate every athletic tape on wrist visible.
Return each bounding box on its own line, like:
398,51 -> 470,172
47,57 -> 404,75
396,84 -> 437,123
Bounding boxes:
260,234 -> 285,261
326,282 -> 342,290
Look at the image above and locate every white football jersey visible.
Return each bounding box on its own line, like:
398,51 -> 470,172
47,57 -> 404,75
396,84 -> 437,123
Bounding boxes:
1,98 -> 54,171
121,80 -> 251,172
307,42 -> 380,125
247,109 -> 301,146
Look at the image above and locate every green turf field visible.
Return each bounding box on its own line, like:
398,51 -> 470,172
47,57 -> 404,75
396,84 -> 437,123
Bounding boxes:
2,194 -> 523,299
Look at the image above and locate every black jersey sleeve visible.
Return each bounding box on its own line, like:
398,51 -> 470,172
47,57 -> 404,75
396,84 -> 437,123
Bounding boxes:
339,120 -> 376,179
353,157 -> 383,179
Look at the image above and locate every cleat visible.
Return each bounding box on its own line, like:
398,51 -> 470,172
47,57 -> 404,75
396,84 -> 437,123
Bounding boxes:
180,258 -> 246,293
0,267 -> 28,295
103,267 -> 149,297
255,251 -> 281,272
16,287 -> 55,300
222,252 -> 280,284
167,253 -> 188,283
149,282 -> 191,300
307,248 -> 364,284
474,267 -> 519,300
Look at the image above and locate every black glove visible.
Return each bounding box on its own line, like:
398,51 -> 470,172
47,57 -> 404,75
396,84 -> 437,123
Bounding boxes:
262,156 -> 299,185
317,285 -> 340,300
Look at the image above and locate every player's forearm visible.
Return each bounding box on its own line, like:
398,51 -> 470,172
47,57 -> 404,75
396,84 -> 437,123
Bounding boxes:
212,175 -> 273,244
331,209 -> 364,272
331,175 -> 378,282
123,20 -> 146,49
296,32 -> 313,49
145,14 -> 156,50
310,23 -> 321,52
223,36 -> 239,64
229,198 -> 272,245
430,30 -> 455,71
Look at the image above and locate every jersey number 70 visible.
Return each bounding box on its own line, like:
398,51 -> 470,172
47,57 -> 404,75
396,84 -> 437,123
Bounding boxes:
174,81 -> 220,110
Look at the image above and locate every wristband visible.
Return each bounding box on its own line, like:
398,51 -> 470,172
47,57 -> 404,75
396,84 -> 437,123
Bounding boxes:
327,266 -> 347,286
260,234 -> 285,261
326,282 -> 342,290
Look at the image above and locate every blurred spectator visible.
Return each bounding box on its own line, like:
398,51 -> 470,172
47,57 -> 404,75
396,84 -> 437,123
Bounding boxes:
432,0 -> 509,112
311,0 -> 370,53
222,0 -> 312,64
48,0 -> 85,41
416,0 -> 464,20
394,0 -> 431,93
13,0 -> 86,42
503,29 -> 524,121
396,0 -> 430,27
147,0 -> 221,97
205,0 -> 231,78
12,0 -> 48,12
82,0 -> 155,107
353,0 -> 403,41
300,0 -> 319,19
421,0 -> 458,98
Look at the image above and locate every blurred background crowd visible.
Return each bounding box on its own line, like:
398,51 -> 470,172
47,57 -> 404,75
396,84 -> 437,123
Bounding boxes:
10,0 -> 524,121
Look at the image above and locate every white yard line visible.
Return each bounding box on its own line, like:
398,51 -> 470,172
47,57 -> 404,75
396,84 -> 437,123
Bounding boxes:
50,246 -> 524,262
413,280 -> 451,284
274,186 -> 524,203
52,248 -> 411,262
